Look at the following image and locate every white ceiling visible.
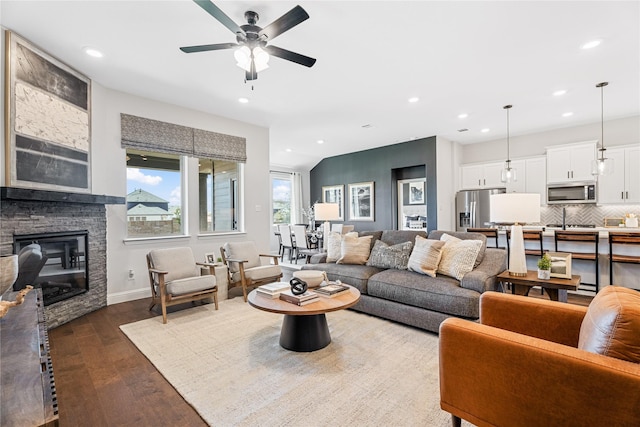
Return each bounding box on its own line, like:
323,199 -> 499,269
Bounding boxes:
2,1 -> 639,170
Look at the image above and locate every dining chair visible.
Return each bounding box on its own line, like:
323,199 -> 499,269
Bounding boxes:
278,224 -> 295,262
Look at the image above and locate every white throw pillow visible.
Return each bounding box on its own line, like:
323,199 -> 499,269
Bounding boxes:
407,236 -> 446,277
326,231 -> 357,263
437,234 -> 483,280
337,234 -> 373,265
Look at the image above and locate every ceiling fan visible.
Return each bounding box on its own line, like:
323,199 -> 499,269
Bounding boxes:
180,0 -> 316,81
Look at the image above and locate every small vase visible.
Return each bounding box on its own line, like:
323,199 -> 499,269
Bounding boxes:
537,269 -> 551,280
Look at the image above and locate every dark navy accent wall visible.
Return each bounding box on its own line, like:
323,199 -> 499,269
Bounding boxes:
310,137 -> 437,232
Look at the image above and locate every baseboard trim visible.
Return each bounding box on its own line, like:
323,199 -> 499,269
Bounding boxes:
107,288 -> 151,305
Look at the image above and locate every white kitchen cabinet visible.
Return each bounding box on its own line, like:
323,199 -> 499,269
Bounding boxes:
460,162 -> 504,189
546,142 -> 596,183
525,157 -> 547,204
598,145 -> 640,204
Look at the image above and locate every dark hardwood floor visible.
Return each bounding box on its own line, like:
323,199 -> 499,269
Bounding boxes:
48,290 -> 592,426
48,298 -> 208,427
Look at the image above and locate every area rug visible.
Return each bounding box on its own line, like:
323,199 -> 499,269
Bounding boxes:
120,298 -> 471,426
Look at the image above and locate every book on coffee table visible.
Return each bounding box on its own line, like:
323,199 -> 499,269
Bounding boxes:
256,282 -> 291,298
314,283 -> 350,298
279,290 -> 319,306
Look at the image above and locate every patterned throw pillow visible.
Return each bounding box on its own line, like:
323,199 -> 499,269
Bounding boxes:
437,234 -> 483,280
337,234 -> 373,265
366,240 -> 414,270
407,236 -> 446,277
326,231 -> 358,263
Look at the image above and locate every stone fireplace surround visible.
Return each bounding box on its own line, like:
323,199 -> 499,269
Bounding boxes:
0,187 -> 124,329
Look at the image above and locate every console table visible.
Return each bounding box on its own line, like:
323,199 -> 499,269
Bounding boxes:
1,289 -> 59,426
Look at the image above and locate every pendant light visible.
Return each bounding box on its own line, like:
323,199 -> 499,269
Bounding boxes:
500,104 -> 517,183
591,82 -> 614,176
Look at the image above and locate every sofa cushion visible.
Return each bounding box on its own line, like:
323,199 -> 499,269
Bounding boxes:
367,269 -> 481,318
326,231 -> 358,263
337,234 -> 373,265
358,230 -> 383,251
302,263 -> 383,294
578,285 -> 640,363
367,239 -> 413,270
381,230 -> 428,246
407,236 -> 445,277
428,230 -> 487,267
437,235 -> 483,280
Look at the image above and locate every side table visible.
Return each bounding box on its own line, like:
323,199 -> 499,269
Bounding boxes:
497,270 -> 581,303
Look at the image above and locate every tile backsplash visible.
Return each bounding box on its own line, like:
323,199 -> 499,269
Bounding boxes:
540,205 -> 640,227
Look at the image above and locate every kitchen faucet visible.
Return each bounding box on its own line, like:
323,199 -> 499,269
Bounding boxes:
562,207 -> 566,230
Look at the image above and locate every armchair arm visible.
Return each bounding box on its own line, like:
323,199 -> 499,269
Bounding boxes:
480,292 -> 587,347
148,267 -> 169,275
196,261 -> 221,275
440,318 -> 640,427
258,253 -> 280,265
225,258 -> 249,264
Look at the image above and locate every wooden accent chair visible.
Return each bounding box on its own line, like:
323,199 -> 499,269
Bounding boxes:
467,228 -> 501,248
608,232 -> 640,287
146,247 -> 218,324
554,230 -> 600,293
220,241 -> 282,302
440,288 -> 640,427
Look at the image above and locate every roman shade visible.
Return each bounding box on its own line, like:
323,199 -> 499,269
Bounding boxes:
121,113 -> 246,163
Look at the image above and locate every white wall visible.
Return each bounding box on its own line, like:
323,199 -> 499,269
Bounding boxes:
436,136 -> 459,230
461,115 -> 640,164
93,84 -> 271,304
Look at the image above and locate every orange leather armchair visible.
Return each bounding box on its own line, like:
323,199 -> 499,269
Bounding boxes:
439,291 -> 640,427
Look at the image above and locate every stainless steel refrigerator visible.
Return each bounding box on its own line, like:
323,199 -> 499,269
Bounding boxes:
455,188 -> 506,231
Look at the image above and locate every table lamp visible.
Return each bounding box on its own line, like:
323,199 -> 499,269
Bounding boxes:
313,203 -> 340,249
489,193 -> 541,276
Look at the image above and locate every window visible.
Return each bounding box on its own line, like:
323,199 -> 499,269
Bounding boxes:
126,149 -> 183,238
271,173 -> 292,225
198,158 -> 240,232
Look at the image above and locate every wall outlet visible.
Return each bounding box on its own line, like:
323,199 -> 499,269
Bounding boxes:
128,269 -> 135,279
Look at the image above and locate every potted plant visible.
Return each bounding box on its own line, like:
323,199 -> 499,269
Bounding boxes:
537,253 -> 551,280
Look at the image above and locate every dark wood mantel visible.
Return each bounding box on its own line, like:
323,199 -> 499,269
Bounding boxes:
1,187 -> 125,205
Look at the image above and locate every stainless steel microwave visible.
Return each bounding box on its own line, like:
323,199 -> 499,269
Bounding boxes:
547,182 -> 597,204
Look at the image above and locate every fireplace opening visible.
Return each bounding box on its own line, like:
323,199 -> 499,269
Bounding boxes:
13,230 -> 88,306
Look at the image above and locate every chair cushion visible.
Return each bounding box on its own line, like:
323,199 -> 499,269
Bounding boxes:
578,286 -> 640,363
437,234 -> 483,280
149,247 -> 199,282
407,236 -> 445,277
337,234 -> 373,265
367,239 -> 413,270
223,241 -> 261,273
166,275 -> 216,296
231,264 -> 281,283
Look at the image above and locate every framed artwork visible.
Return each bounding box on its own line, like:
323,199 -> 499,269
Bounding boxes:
348,181 -> 374,221
409,181 -> 425,204
4,31 -> 92,193
548,252 -> 572,279
204,253 -> 218,264
322,184 -> 344,220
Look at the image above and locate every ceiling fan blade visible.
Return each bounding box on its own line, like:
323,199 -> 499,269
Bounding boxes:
193,0 -> 243,35
264,45 -> 316,68
180,43 -> 237,53
259,5 -> 309,40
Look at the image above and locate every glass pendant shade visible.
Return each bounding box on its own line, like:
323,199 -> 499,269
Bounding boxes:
501,162 -> 517,183
591,157 -> 614,176
234,46 -> 251,71
592,82 -> 613,176
252,46 -> 270,72
234,46 -> 270,73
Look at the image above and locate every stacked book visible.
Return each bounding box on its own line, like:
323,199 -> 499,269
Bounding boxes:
279,290 -> 319,306
314,283 -> 350,298
256,282 -> 291,299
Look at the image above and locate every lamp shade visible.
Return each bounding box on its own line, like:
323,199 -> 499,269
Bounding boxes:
490,193 -> 540,224
314,203 -> 340,221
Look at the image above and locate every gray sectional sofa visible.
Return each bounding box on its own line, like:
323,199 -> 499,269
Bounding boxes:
302,230 -> 507,333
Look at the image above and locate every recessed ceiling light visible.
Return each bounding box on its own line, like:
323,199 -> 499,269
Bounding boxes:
238,97 -> 249,103
581,39 -> 602,50
285,148 -> 292,152
83,47 -> 103,58
480,128 -> 490,133
553,89 -> 567,96
458,113 -> 469,119
562,112 -> 574,117
316,139 -> 324,144
408,97 -> 419,103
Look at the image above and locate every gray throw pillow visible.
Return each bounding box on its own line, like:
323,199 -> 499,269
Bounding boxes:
366,239 -> 413,270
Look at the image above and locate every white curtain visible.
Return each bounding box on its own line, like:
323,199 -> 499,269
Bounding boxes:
290,172 -> 304,224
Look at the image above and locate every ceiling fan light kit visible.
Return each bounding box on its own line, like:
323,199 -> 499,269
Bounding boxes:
180,0 -> 316,81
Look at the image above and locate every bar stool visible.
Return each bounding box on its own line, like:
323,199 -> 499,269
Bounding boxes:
467,228 -> 500,248
608,232 -> 640,287
554,231 -> 600,293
